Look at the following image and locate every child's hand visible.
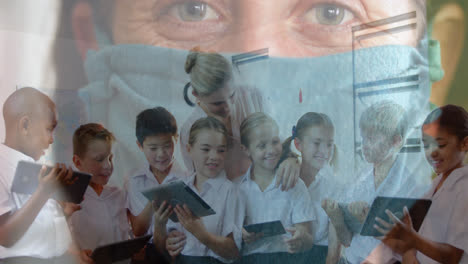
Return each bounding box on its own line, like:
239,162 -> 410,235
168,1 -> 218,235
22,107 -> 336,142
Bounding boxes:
322,199 -> 352,247
79,249 -> 94,264
374,207 -> 417,253
276,157 -> 300,191
37,164 -> 74,195
174,205 -> 205,237
58,201 -> 82,218
348,201 -> 370,224
284,226 -> 313,253
242,228 -> 263,244
402,249 -> 418,264
152,201 -> 172,230
166,230 -> 187,257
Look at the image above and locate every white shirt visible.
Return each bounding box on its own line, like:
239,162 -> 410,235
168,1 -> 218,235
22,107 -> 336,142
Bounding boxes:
415,165 -> 468,264
180,86 -> 265,178
125,161 -> 187,235
0,144 -> 72,259
239,166 -> 317,255
69,185 -> 131,250
307,165 -> 344,246
346,157 -> 427,264
167,172 -> 244,263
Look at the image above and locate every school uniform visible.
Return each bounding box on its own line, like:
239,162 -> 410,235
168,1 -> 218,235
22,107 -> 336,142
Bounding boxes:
69,185 -> 131,251
167,171 -> 244,264
180,86 -> 265,179
126,161 -> 187,263
126,161 -> 187,235
238,166 -> 317,264
296,165 -> 346,264
365,165 -> 468,264
0,144 -> 72,263
416,165 -> 468,264
345,157 -> 428,264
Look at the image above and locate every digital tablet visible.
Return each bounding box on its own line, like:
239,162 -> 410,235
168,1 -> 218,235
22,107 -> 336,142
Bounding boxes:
12,161 -> 91,204
360,196 -> 432,236
141,181 -> 216,222
91,235 -> 152,264
244,221 -> 286,238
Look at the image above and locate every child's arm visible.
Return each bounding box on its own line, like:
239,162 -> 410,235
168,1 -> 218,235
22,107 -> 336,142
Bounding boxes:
322,199 -> 353,247
276,157 -> 300,191
174,204 -> 240,260
0,164 -> 73,247
377,208 -> 464,264
284,222 -> 314,253
326,223 -> 343,264
127,202 -> 153,236
152,201 -> 173,257
407,235 -> 463,264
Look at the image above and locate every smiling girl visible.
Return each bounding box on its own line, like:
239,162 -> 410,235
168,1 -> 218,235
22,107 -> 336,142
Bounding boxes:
281,112 -> 343,264
180,50 -> 300,188
375,105 -> 468,264
238,112 -> 317,264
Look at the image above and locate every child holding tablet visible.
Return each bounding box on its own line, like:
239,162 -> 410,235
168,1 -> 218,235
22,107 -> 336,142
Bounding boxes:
126,107 -> 188,263
281,112 -> 343,264
322,101 -> 427,264
0,87 -> 81,264
126,107 -> 187,236
374,105 -> 468,264
238,112 -> 316,264
69,123 -> 131,262
153,117 -> 243,264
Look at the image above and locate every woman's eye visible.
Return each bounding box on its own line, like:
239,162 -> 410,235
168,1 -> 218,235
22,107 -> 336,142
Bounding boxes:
168,1 -> 219,22
304,4 -> 354,26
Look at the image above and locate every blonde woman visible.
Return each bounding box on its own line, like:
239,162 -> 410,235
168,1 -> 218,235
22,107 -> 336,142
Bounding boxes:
180,50 -> 300,188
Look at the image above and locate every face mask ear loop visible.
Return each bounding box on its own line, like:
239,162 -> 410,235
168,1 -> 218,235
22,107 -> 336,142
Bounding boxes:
184,82 -> 196,107
89,1 -> 114,49
426,19 -> 444,83
428,39 -> 444,83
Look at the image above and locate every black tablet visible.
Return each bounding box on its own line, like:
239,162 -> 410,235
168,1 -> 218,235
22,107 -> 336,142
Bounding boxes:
12,161 -> 91,204
141,181 -> 216,222
244,220 -> 286,238
360,196 -> 432,236
91,235 -> 152,264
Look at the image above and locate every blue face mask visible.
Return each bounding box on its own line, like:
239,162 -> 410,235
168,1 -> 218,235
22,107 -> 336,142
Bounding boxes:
78,16 -> 442,187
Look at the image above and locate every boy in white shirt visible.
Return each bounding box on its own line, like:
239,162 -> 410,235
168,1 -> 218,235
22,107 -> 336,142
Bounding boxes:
0,87 -> 84,264
323,101 -> 428,264
69,123 -> 131,263
126,107 -> 188,263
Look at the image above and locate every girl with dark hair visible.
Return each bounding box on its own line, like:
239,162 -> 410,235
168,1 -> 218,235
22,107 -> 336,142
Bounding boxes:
375,105 -> 468,264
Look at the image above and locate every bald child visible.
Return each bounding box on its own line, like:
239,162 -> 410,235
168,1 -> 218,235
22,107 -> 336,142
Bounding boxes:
0,87 -> 85,264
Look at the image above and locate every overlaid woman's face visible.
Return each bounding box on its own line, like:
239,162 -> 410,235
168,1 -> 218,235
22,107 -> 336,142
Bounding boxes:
196,84 -> 235,119
111,0 -> 424,56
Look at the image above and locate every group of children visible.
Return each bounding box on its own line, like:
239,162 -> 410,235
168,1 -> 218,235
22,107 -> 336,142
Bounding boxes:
1,51 -> 468,264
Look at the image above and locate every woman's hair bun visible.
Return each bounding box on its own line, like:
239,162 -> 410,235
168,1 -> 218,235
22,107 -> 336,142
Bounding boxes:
185,51 -> 199,74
